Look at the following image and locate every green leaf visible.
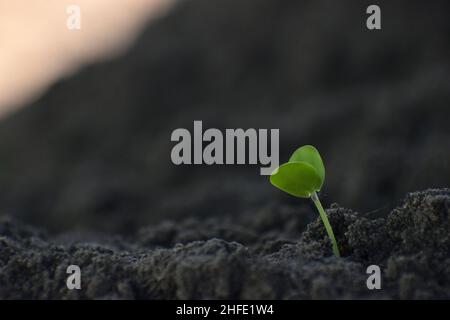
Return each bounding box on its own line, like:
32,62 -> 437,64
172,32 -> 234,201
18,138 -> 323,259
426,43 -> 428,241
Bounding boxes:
288,145 -> 325,188
269,161 -> 322,198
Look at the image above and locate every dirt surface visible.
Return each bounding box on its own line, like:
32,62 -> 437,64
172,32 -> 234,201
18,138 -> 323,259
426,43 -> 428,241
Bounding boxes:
0,0 -> 449,299
0,189 -> 449,299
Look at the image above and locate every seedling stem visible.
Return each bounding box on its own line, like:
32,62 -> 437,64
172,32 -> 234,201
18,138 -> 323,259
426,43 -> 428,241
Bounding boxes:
270,145 -> 341,257
311,191 -> 340,257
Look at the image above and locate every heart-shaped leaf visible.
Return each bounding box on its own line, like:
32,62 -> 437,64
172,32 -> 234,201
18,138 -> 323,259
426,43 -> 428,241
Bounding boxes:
269,161 -> 322,198
269,145 -> 339,256
288,145 -> 325,189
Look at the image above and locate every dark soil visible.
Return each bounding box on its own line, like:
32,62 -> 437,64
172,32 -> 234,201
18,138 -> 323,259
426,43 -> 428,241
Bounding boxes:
0,0 -> 449,299
1,189 -> 449,299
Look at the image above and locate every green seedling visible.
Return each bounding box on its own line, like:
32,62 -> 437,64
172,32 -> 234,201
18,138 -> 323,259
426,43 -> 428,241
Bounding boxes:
269,145 -> 340,257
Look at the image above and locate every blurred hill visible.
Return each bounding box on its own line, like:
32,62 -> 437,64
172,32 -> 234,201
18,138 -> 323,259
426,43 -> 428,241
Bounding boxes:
0,0 -> 448,234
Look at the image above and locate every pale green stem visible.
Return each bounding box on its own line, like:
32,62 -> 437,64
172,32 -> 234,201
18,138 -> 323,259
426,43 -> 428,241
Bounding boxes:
310,191 -> 341,257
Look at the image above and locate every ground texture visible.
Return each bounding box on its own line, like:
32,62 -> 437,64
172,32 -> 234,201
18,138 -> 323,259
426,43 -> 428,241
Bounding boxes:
1,189 -> 448,299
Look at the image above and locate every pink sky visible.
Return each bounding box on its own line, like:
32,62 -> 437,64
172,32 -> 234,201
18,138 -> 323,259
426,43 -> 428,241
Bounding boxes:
0,0 -> 173,118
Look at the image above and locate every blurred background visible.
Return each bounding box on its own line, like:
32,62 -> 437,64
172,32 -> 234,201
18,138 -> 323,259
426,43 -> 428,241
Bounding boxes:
0,0 -> 449,235
0,0 -> 172,117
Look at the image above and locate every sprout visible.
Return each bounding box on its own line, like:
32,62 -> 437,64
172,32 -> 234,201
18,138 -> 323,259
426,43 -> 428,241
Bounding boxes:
269,145 -> 340,257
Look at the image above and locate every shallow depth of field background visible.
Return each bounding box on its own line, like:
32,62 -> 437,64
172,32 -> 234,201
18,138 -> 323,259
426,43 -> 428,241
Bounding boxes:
0,0 -> 172,117
0,0 -> 448,234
